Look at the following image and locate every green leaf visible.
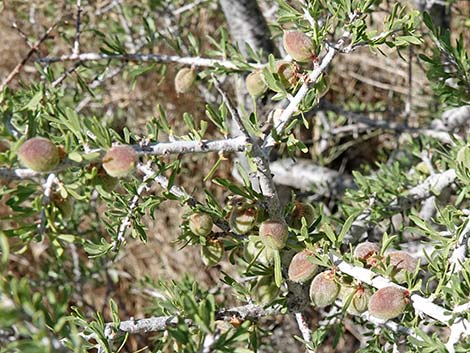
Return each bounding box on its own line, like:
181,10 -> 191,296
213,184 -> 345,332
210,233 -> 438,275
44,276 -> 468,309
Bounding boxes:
273,250 -> 282,287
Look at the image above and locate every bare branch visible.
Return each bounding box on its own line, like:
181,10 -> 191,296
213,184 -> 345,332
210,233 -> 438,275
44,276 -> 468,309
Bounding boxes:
38,52 -> 263,70
72,0 -> 83,56
294,312 -> 316,353
0,18 -> 61,91
212,77 -> 281,218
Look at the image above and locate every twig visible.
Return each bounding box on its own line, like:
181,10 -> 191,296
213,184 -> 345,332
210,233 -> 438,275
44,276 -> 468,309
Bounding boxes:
448,214 -> 470,274
38,52 -> 263,70
345,169 -> 457,243
38,174 -> 58,235
72,0 -> 82,56
294,312 -> 316,353
0,18 -> 60,91
0,136 -> 248,180
212,77 -> 281,218
262,24 -> 355,150
112,162 -> 155,250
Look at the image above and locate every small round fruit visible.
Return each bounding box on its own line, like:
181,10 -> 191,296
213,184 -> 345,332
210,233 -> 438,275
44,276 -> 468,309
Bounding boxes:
18,137 -> 60,172
283,31 -> 315,62
253,275 -> 280,304
289,201 -> 315,229
175,68 -> 196,94
229,205 -> 258,235
309,271 -> 339,307
201,239 -> 224,267
244,236 -> 274,265
102,145 -> 137,178
388,251 -> 418,284
288,249 -> 318,283
259,219 -> 288,250
246,70 -> 268,97
368,286 -> 408,320
354,241 -> 380,261
189,212 -> 213,237
342,286 -> 371,316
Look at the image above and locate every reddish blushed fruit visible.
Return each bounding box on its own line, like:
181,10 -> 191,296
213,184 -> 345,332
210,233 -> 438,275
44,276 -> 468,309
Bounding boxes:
18,137 -> 60,172
283,31 -> 315,62
259,219 -> 288,250
102,145 -> 137,178
201,239 -> 224,267
309,271 -> 340,307
246,70 -> 268,97
387,251 -> 418,284
354,242 -> 380,261
175,68 -> 196,94
189,212 -> 213,237
368,286 -> 408,320
229,205 -> 258,235
288,249 -> 318,283
289,201 -> 316,229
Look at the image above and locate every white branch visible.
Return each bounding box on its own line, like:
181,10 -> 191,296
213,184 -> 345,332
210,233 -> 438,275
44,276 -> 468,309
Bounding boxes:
38,52 -> 263,70
294,312 -> 316,353
331,253 -> 470,330
0,136 -> 247,180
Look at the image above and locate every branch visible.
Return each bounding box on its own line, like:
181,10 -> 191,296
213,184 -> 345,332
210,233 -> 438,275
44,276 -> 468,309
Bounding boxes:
0,136 -> 247,180
113,162 -> 155,250
38,52 -> 263,70
331,253 -> 469,329
103,303 -> 279,335
0,18 -> 60,91
262,32 -> 350,150
346,169 -> 457,243
294,312 -> 316,353
72,0 -> 83,56
212,77 -> 281,218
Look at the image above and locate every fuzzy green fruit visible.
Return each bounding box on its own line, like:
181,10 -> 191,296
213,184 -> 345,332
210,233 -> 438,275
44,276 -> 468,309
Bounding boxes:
229,205 -> 258,235
175,68 -> 196,94
341,286 -> 371,316
244,236 -> 274,265
18,137 -> 60,172
289,201 -> 315,229
309,271 -> 339,307
253,275 -> 280,304
246,70 -> 268,97
283,31 -> 315,62
387,251 -> 418,284
189,213 -> 213,237
201,239 -> 224,267
368,286 -> 408,320
354,241 -> 380,261
102,145 -> 137,178
259,219 -> 288,250
288,249 -> 317,283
